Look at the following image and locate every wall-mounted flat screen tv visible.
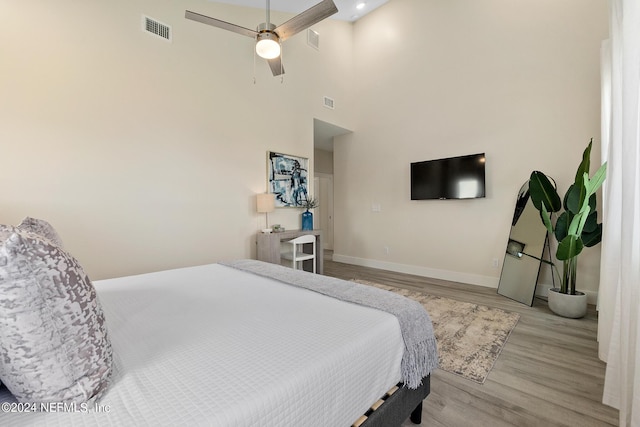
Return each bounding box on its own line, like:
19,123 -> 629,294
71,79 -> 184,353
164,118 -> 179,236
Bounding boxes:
411,153 -> 486,200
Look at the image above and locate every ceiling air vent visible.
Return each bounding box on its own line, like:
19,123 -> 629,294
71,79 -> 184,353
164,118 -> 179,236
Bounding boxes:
323,96 -> 335,110
143,15 -> 172,41
307,29 -> 320,50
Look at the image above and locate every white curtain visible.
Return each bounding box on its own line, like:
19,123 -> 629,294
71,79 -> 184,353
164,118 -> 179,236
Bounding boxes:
598,0 -> 640,425
598,38 -> 617,363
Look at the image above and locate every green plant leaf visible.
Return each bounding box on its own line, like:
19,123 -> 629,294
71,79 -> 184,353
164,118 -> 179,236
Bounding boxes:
583,211 -> 598,233
586,162 -> 608,198
576,205 -> 591,236
568,212 -> 581,236
564,183 -> 581,214
582,223 -> 603,247
554,211 -> 570,241
567,205 -> 591,238
575,139 -> 592,187
556,235 -> 584,260
530,171 -> 561,212
572,140 -> 593,207
540,203 -> 553,234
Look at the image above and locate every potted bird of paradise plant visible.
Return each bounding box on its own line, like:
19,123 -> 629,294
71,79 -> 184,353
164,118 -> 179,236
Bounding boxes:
528,139 -> 607,318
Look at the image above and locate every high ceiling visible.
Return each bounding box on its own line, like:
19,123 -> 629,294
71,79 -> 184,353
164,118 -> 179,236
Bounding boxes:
207,1 -> 383,151
210,0 -> 389,22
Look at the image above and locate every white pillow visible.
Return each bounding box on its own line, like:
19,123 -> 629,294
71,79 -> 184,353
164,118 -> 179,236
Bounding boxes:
0,226 -> 112,403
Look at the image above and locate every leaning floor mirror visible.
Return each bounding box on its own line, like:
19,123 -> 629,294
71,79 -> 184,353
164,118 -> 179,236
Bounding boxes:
497,179 -> 552,306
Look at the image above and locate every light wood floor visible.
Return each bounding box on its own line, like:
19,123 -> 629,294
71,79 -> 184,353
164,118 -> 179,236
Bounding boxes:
323,253 -> 619,427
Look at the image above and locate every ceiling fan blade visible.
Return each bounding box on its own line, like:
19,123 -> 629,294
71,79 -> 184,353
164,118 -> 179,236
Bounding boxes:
185,10 -> 257,39
267,56 -> 285,76
274,0 -> 338,42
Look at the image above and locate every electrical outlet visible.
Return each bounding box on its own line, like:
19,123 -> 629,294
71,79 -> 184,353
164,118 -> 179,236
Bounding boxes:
492,258 -> 500,268
384,246 -> 390,255
372,203 -> 382,212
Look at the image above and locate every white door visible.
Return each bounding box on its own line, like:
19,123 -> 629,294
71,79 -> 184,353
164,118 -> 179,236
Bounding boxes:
314,174 -> 334,250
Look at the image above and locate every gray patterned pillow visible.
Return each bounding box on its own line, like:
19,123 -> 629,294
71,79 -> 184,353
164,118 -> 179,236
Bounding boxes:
16,216 -> 64,248
0,226 -> 112,403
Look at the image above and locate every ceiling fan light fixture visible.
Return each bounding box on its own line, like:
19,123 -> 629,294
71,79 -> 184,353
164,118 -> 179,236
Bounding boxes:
185,0 -> 338,77
256,32 -> 281,59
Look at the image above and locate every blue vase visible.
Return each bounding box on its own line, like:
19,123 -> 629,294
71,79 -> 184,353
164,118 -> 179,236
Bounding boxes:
301,210 -> 313,230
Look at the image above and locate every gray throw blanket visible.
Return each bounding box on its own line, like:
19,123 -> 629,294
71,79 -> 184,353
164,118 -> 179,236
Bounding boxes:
220,259 -> 438,389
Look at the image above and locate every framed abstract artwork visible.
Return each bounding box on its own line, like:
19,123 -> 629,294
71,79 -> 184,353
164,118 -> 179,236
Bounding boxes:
267,151 -> 310,207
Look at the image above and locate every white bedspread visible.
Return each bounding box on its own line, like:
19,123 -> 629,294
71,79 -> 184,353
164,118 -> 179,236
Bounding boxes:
0,263 -> 404,426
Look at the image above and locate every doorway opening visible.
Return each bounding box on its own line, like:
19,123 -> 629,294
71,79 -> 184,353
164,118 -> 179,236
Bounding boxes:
313,118 -> 351,252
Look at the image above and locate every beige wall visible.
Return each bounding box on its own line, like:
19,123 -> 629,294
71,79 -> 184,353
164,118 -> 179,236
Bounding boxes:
333,0 -> 609,301
0,0 -> 354,279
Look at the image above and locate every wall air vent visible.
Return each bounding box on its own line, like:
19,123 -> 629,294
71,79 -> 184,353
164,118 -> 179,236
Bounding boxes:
307,29 -> 320,50
323,96 -> 335,110
143,15 -> 172,41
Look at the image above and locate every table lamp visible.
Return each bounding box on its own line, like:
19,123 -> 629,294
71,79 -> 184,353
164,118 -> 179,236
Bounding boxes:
256,193 -> 275,233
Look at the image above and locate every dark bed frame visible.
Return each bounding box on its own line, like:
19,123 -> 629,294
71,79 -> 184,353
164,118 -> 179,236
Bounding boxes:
356,375 -> 430,427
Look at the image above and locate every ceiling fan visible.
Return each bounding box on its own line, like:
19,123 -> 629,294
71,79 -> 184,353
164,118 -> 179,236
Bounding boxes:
185,0 -> 338,76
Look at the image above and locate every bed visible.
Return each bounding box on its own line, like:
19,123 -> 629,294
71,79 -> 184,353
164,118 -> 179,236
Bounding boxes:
0,221 -> 437,427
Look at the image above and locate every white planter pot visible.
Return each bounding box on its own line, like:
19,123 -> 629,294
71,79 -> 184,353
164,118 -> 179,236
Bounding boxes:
547,288 -> 587,318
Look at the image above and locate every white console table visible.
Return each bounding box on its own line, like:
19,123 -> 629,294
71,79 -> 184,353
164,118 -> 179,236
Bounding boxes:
256,229 -> 323,274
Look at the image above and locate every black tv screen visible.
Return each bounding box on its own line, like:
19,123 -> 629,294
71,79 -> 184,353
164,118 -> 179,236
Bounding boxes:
411,153 -> 486,200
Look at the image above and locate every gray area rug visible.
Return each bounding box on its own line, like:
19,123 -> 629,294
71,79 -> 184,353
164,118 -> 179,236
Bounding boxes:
353,280 -> 520,384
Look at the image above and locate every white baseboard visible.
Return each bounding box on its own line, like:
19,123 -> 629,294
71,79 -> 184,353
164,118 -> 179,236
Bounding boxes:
331,253 -> 500,288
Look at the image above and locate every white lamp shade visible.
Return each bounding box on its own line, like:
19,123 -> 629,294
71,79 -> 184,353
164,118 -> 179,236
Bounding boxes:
256,37 -> 281,59
256,193 -> 275,213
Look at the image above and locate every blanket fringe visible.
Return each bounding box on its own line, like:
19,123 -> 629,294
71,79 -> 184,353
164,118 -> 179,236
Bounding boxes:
402,337 -> 439,389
